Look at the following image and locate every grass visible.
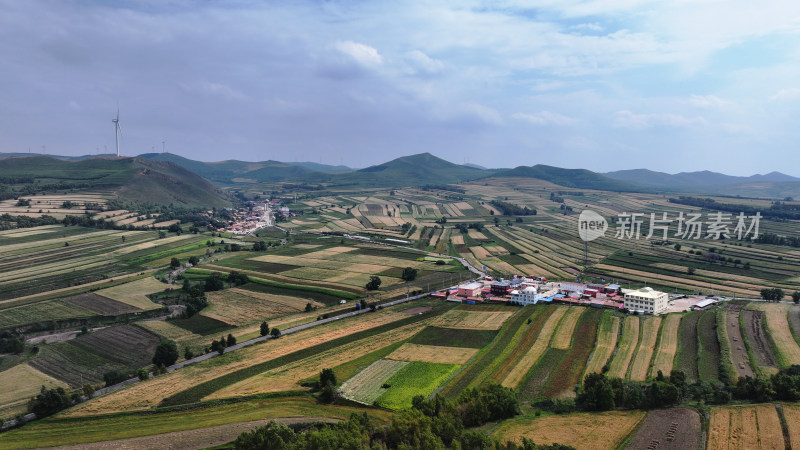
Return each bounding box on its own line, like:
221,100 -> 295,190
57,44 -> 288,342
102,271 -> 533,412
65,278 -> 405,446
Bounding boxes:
242,276 -> 359,303
326,341 -> 407,384
161,309 -> 442,406
408,326 -> 497,349
0,364 -> 68,420
375,361 -> 460,410
0,395 -> 393,449
93,277 -> 167,311
338,359 -> 409,405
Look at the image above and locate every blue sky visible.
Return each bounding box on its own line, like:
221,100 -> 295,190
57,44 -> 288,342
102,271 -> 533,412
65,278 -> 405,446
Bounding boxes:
1,0 -> 799,175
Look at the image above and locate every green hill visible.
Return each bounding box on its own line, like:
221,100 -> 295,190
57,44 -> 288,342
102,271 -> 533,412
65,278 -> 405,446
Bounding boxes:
328,152 -> 491,187
0,156 -> 231,208
492,165 -> 641,191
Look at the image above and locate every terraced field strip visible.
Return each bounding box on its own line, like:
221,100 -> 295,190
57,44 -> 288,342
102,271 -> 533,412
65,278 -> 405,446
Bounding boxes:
0,300 -> 96,330
584,313 -> 620,376
628,317 -> 661,381
607,316 -> 640,379
94,277 -> 167,310
499,306 -> 564,388
707,404 -> 785,450
493,411 -> 645,450
386,343 -> 478,365
751,303 -> 800,367
550,306 -> 584,350
650,314 -> 681,378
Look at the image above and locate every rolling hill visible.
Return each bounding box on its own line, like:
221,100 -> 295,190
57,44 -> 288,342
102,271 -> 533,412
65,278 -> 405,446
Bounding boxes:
0,156 -> 231,208
327,152 -> 493,187
605,168 -> 800,188
492,165 -> 641,191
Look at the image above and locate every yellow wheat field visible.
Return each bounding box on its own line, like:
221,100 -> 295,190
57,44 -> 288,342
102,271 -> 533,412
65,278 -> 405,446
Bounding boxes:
628,317 -> 661,381
434,310 -> 514,330
707,404 -> 785,450
585,315 -> 621,375
650,314 -> 681,378
550,307 -> 584,350
607,316 -> 640,379
501,307 -> 568,388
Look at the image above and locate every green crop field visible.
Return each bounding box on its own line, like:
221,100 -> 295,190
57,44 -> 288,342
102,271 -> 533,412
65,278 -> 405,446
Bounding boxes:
375,361 -> 460,410
408,326 -> 498,349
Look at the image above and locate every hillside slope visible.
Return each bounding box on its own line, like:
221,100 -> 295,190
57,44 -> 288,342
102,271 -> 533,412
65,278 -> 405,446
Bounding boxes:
0,156 -> 231,208
492,165 -> 640,191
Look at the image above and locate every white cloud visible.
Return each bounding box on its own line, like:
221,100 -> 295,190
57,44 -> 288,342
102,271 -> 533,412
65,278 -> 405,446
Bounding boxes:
334,41 -> 382,67
403,50 -> 444,75
770,88 -> 800,101
512,111 -> 575,126
613,110 -> 707,129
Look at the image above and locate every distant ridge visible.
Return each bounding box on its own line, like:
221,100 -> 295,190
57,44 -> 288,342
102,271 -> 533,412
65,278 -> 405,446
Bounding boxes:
604,168 -> 800,187
493,165 -> 640,191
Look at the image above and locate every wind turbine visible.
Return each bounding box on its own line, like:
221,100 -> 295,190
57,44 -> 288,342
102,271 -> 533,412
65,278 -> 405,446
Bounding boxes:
112,108 -> 121,157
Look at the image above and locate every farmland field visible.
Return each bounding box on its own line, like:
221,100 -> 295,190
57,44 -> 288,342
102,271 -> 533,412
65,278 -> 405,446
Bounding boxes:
202,288 -> 322,326
624,408 -> 701,450
782,403 -> 800,448
407,326 -> 497,349
550,306 -> 584,350
93,278 -> 167,311
0,300 -> 95,329
628,317 -> 661,381
650,314 -> 681,378
61,293 -> 141,315
0,364 -> 68,418
741,309 -> 778,371
338,359 -> 409,405
433,309 -> 514,330
675,311 -> 701,381
585,313 -> 620,376
698,309 -> 721,381
607,316 -> 639,379
749,302 -> 800,367
500,306 -> 564,388
493,410 -> 645,450
386,343 -> 478,364
375,361 -> 460,410
707,404 -> 785,450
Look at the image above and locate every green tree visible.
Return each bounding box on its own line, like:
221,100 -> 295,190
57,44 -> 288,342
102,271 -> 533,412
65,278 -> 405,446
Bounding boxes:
234,420 -> 298,450
577,373 -> 615,411
260,321 -> 269,337
204,273 -> 225,291
320,368 -> 337,387
152,339 -> 179,367
401,267 -> 418,282
227,333 -> 237,347
366,275 -> 382,291
29,386 -> 71,418
184,347 -> 194,360
271,327 -> 281,338
674,243 -> 682,251
793,291 -> 800,304
170,257 -> 181,269
137,368 -> 149,381
188,255 -> 199,265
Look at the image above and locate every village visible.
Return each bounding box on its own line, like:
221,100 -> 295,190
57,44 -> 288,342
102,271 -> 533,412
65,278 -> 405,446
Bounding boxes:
436,275 -> 722,315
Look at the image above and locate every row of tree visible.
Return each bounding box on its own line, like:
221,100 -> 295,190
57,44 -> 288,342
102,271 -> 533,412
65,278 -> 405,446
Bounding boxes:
235,382 -> 570,450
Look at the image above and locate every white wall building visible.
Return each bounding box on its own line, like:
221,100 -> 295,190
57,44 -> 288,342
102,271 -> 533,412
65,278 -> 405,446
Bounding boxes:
510,286 -> 542,305
624,287 -> 668,314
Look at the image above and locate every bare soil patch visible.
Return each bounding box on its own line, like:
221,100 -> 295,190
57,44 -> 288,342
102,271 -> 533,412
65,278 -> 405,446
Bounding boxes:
401,306 -> 432,315
62,293 -> 141,315
742,310 -> 777,368
625,408 -> 701,450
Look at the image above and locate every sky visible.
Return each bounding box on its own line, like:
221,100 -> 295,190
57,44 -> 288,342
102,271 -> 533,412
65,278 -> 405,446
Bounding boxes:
1,0 -> 799,175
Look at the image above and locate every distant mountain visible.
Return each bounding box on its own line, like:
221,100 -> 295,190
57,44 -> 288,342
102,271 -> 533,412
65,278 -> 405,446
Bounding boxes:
329,153 -> 492,187
138,153 -> 318,184
0,156 -> 231,208
463,163 -> 488,170
604,168 -> 800,188
493,165 -> 640,191
287,161 -> 352,172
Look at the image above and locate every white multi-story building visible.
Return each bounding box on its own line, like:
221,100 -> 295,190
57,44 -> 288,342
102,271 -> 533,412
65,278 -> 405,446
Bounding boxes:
623,287 -> 668,314
510,286 -> 541,305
